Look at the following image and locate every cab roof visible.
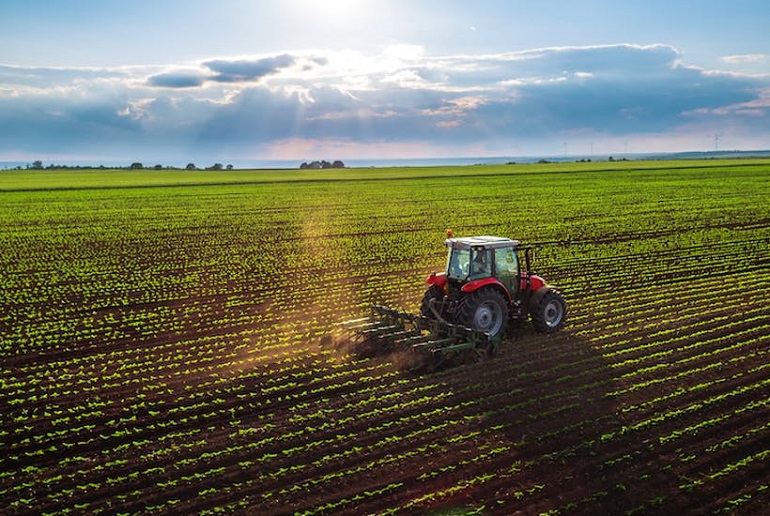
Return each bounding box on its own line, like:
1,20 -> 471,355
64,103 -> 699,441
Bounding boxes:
445,236 -> 519,250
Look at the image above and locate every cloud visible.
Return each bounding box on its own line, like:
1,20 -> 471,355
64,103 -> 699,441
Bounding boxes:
146,54 -> 329,89
148,70 -> 207,88
721,54 -> 767,64
0,63 -> 137,91
203,54 -> 296,83
1,44 -> 769,162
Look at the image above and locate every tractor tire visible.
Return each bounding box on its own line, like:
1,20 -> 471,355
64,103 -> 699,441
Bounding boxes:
459,287 -> 509,339
420,285 -> 445,320
530,288 -> 567,333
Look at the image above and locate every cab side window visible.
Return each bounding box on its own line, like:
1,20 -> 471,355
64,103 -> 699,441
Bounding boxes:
495,247 -> 519,293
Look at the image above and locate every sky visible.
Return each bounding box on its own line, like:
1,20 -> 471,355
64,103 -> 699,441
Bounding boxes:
1,0 -> 769,166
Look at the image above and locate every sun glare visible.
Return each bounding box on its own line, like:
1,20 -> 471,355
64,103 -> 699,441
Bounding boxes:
296,0 -> 367,23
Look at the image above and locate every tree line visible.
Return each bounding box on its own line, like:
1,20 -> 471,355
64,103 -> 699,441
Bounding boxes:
17,161 -> 234,171
13,160 -> 347,171
299,160 -> 345,169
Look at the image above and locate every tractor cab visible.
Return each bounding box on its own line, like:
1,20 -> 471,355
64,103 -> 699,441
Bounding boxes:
445,236 -> 525,297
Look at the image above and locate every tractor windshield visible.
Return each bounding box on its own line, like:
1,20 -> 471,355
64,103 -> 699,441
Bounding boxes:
447,248 -> 470,280
447,247 -> 492,281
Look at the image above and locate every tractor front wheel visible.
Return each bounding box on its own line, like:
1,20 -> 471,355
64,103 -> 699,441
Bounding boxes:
530,288 -> 567,333
460,287 -> 509,339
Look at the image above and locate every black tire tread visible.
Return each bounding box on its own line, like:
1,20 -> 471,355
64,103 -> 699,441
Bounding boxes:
530,288 -> 567,333
458,287 -> 509,338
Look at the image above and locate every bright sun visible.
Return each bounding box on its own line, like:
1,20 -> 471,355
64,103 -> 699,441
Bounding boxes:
298,0 -> 365,22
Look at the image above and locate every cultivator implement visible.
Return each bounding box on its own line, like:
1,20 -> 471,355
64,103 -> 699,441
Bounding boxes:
340,305 -> 499,370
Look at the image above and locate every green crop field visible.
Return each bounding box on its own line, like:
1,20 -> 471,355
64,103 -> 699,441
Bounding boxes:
1,160 -> 769,514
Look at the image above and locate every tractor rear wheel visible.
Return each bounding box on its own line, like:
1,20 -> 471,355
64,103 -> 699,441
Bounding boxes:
459,287 -> 509,338
530,289 -> 567,333
420,285 -> 445,320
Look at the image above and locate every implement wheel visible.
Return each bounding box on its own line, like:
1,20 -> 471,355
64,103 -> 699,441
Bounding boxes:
470,338 -> 498,363
459,287 -> 509,339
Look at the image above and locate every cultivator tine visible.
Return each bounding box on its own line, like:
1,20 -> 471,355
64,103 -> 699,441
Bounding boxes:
411,337 -> 456,353
396,333 -> 437,346
380,328 -> 423,342
340,316 -> 370,326
339,318 -> 385,333
360,324 -> 402,336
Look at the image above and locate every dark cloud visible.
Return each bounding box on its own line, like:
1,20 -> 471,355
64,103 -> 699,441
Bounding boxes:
147,54 -> 324,88
489,68 -> 760,137
148,71 -> 206,88
203,54 -> 296,83
0,90 -> 143,157
517,44 -> 681,77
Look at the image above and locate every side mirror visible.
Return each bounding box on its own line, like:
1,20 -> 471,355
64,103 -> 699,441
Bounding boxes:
524,247 -> 535,275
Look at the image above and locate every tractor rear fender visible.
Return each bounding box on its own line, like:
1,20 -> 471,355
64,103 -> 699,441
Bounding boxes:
461,277 -> 512,303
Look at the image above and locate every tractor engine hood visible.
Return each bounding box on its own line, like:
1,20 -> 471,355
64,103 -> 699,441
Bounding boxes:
525,273 -> 547,292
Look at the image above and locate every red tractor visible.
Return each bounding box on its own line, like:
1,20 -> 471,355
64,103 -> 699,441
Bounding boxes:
420,234 -> 566,338
342,233 -> 566,368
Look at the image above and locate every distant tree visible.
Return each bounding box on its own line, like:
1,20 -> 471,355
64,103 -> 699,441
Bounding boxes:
130,162 -> 144,169
154,164 -> 163,170
207,163 -> 224,171
31,160 -> 43,170
301,159 -> 345,169
186,163 -> 197,170
226,164 -> 233,171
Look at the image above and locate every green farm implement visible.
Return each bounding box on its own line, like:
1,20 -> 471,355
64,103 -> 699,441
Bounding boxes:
340,305 -> 500,370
